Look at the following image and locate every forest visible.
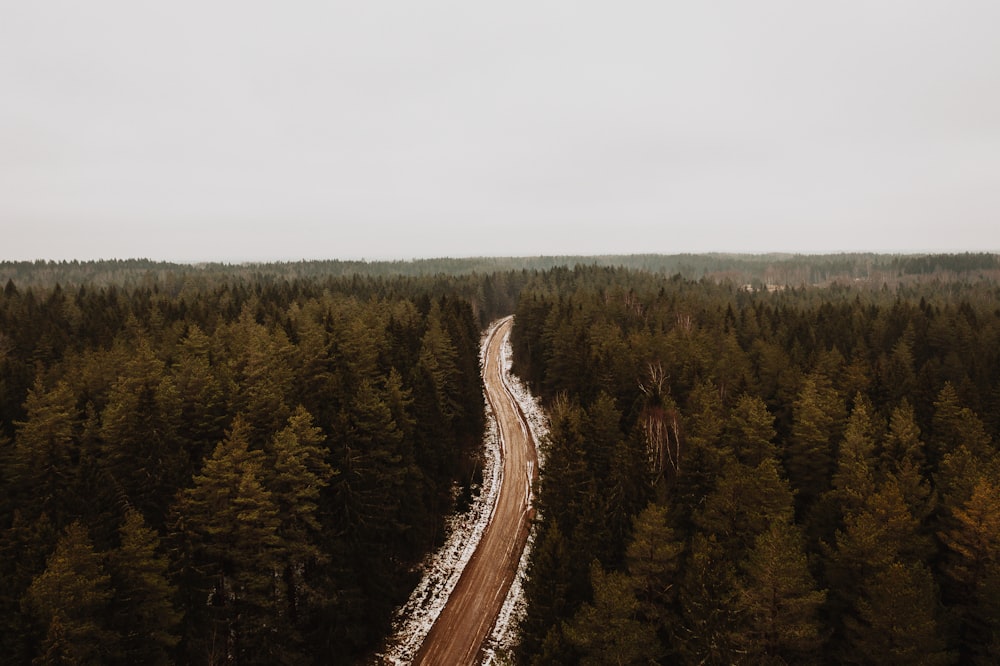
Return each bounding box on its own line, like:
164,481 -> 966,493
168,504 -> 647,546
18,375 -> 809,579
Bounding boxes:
1,255 -> 999,664
511,265 -> 1000,664
0,269 -> 518,664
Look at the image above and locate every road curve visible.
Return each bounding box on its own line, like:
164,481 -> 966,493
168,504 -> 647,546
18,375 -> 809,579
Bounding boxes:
413,316 -> 538,666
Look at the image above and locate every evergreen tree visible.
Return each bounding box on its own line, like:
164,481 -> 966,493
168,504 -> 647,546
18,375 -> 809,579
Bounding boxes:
172,324 -> 228,465
785,372 -> 844,513
843,561 -> 952,665
678,532 -> 741,664
99,339 -> 183,526
829,396 -> 880,520
938,478 -> 1000,663
265,405 -> 335,650
22,521 -> 119,665
624,502 -> 683,648
563,561 -> 663,665
10,379 -> 81,524
109,508 -> 181,665
171,416 -> 283,664
881,401 -> 936,525
734,520 -> 826,664
0,511 -> 57,663
724,393 -> 777,468
931,382 -> 992,466
519,520 -> 571,661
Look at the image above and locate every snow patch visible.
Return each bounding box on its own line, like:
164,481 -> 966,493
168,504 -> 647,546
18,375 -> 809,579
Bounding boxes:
377,318 -> 548,665
378,319 -> 509,664
482,324 -> 548,665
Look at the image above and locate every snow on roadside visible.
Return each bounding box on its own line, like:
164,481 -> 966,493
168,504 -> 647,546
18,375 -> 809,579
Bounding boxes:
481,323 -> 548,665
378,318 -> 510,665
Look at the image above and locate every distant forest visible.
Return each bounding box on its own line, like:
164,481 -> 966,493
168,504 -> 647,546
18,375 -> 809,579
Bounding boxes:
1,254 -> 999,664
4,251 -> 999,289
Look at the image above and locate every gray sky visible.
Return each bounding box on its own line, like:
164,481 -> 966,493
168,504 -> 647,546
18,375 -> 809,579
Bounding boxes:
3,1 -> 1000,262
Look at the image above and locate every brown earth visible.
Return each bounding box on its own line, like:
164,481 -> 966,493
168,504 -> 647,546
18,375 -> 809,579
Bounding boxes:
413,316 -> 539,666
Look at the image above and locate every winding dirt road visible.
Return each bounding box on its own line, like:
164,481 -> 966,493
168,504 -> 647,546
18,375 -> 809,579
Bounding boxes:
413,316 -> 538,666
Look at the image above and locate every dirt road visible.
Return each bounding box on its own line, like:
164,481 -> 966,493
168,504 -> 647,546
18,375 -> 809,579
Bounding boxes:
413,316 -> 538,666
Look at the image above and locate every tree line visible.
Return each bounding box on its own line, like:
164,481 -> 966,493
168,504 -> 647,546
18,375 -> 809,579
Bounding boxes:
511,265 -> 1000,664
5,252 -> 997,291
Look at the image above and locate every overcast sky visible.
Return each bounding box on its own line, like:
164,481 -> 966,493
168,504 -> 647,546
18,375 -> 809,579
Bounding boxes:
3,1 -> 999,262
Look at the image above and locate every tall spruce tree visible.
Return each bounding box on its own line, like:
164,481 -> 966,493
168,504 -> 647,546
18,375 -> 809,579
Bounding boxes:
23,521 -> 119,665
171,416 -> 284,664
109,508 -> 180,665
734,520 -> 826,664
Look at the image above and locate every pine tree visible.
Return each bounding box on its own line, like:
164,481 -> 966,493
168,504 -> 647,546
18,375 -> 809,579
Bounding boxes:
694,458 -> 796,562
931,382 -> 992,466
99,339 -> 183,526
22,521 -> 119,665
172,324 -> 228,465
624,502 -> 683,644
843,561 -> 952,665
223,307 -> 294,448
519,520 -> 571,661
785,372 -> 844,513
0,511 -> 57,663
265,405 -> 335,646
829,397 -> 880,520
678,532 -> 741,664
881,401 -> 936,525
724,393 -> 777,468
10,379 -> 81,524
409,303 -> 465,497
171,416 -> 283,664
563,561 -> 663,665
938,478 -> 1000,663
828,476 -> 940,661
109,509 -> 181,665
882,400 -> 926,472
734,520 -> 826,663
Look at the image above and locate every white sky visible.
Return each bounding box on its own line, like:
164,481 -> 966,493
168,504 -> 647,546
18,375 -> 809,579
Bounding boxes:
2,1 -> 999,262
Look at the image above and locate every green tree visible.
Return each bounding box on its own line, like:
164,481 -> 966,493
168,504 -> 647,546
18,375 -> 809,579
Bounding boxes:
22,521 -> 119,665
10,379 -> 81,524
99,339 -> 183,526
519,520 -> 572,661
0,511 -> 57,663
172,324 -> 228,464
931,382 -> 992,466
829,396 -> 880,520
563,561 -> 663,665
265,405 -> 335,646
724,393 -> 777,468
828,477 -> 940,661
624,502 -> 683,648
694,458 -> 796,562
678,532 -> 740,665
734,520 -> 826,664
109,508 -> 181,665
843,561 -> 952,665
785,372 -> 844,513
881,401 -> 936,525
172,416 -> 283,664
938,478 -> 1000,663
222,307 -> 294,447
